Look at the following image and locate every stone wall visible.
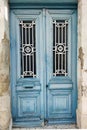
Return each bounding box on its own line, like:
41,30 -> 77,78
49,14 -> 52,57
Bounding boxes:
0,0 -> 11,130
77,0 -> 87,128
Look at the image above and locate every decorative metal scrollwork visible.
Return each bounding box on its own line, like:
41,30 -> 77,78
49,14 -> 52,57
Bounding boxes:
21,44 -> 36,55
20,20 -> 36,78
24,45 -> 32,54
53,20 -> 68,76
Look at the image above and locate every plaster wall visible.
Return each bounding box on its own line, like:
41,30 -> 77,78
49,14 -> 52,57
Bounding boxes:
0,0 -> 11,130
77,0 -> 87,128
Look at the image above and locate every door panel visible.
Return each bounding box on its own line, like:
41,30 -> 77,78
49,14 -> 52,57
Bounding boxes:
10,9 -> 77,127
17,91 -> 41,118
46,10 -> 77,123
10,10 -> 44,126
48,88 -> 72,116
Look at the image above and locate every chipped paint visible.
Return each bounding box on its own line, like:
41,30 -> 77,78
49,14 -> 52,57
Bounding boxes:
81,85 -> 87,97
0,33 -> 10,95
1,32 -> 9,44
84,70 -> 87,72
79,47 -> 84,69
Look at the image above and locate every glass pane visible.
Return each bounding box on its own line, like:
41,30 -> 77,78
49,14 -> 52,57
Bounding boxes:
53,20 -> 68,76
19,20 -> 36,78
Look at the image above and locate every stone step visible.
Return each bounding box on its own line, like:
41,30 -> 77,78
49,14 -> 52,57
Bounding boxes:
13,124 -> 77,130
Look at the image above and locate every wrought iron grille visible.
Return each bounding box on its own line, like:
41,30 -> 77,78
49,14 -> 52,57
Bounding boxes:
53,20 -> 68,76
20,20 -> 36,78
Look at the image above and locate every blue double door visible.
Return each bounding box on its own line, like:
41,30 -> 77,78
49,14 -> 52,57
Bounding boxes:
10,9 -> 77,127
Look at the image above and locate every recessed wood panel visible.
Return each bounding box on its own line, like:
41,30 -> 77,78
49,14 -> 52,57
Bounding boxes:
17,91 -> 41,117
47,85 -> 72,118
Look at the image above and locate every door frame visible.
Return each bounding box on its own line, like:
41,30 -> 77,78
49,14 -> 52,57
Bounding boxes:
10,5 -> 77,127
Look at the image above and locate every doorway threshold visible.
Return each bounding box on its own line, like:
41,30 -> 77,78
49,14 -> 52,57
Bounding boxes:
12,124 -> 78,129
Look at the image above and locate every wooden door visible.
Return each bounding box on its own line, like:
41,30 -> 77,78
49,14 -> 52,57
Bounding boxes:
46,9 -> 77,124
10,9 -> 77,127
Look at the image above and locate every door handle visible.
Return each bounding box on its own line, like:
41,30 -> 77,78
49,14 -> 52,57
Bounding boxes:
46,85 -> 48,88
24,86 -> 33,89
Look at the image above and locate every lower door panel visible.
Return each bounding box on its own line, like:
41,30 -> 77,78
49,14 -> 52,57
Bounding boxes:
13,87 -> 43,127
47,84 -> 75,124
17,91 -> 41,118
